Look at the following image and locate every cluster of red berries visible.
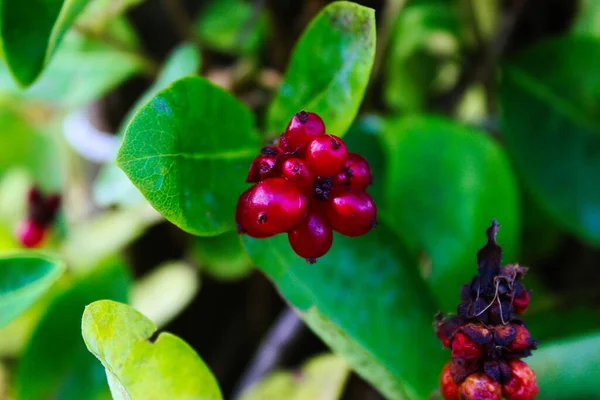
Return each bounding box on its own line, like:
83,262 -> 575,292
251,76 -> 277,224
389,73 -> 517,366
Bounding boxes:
236,111 -> 376,262
436,221 -> 539,400
17,187 -> 61,248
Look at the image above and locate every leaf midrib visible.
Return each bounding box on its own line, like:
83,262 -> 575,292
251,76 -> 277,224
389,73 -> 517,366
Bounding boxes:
118,147 -> 257,165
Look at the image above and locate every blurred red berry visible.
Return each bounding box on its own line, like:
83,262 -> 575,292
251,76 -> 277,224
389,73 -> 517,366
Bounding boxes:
502,360 -> 539,400
459,373 -> 502,400
513,290 -> 531,314
17,219 -> 46,248
510,325 -> 535,353
326,190 -> 376,237
452,332 -> 483,360
305,134 -> 347,177
282,158 -> 313,193
287,210 -> 333,262
334,152 -> 372,190
280,111 -> 325,152
246,155 -> 278,183
440,362 -> 460,400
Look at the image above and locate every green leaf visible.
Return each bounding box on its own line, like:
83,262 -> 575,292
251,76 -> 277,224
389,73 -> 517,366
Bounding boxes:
573,0 -> 600,37
117,76 -> 260,236
76,0 -> 146,35
382,116 -> 520,310
240,353 -> 350,400
243,224 -> 445,400
82,300 -> 223,400
193,231 -> 252,280
266,1 -> 376,136
529,332 -> 600,399
499,36 -> 600,245
15,259 -> 130,400
0,252 -> 64,328
1,0 -> 90,86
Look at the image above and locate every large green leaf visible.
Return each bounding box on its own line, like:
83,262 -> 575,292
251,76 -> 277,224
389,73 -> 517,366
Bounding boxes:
117,76 -> 259,236
82,300 -> 222,400
15,260 -> 130,400
0,252 -> 64,328
1,0 -> 90,86
243,224 -> 445,400
382,116 -> 520,310
266,1 -> 375,136
499,36 -> 600,246
529,332 -> 600,399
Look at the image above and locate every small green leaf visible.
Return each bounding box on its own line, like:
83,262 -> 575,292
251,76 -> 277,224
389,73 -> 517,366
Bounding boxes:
1,0 -> 90,86
266,1 -> 376,136
243,224 -> 445,400
15,260 -> 130,400
117,76 -> 259,236
0,252 -> 64,328
382,116 -> 520,310
194,231 -> 252,280
241,353 -> 350,400
573,0 -> 600,37
529,332 -> 600,399
499,36 -> 600,245
82,300 -> 223,400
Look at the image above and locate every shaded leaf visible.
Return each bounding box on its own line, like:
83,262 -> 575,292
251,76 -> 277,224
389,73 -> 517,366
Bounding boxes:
266,1 -> 376,136
193,231 -> 252,280
82,300 -> 222,400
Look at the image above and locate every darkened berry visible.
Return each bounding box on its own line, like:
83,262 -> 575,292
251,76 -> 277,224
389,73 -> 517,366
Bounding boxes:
17,219 -> 46,248
236,188 -> 275,238
282,158 -> 314,193
237,178 -> 307,236
280,111 -> 325,152
260,146 -> 281,157
509,325 -> 536,353
287,210 -> 333,261
452,332 -> 483,360
502,360 -> 539,400
305,134 -> 347,177
326,190 -> 376,237
459,373 -> 502,400
440,362 -> 460,400
513,290 -> 531,314
334,152 -> 372,190
246,155 -> 278,183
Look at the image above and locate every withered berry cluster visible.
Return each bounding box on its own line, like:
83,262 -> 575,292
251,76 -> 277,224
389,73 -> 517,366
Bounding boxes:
17,187 -> 61,248
236,111 -> 377,262
436,221 -> 539,400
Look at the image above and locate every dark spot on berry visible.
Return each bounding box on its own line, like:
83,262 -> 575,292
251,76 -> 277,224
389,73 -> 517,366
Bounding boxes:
258,212 -> 268,224
261,147 -> 279,156
292,162 -> 301,175
330,137 -> 340,150
369,219 -> 378,230
236,223 -> 246,234
296,110 -> 309,123
313,176 -> 333,201
306,257 -> 317,264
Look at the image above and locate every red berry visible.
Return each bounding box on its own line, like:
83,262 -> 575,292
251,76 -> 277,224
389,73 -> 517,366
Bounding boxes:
279,111 -> 325,152
235,188 -> 274,238
246,155 -> 278,183
513,290 -> 531,314
459,373 -> 502,400
236,178 -> 307,236
510,325 -> 535,353
452,332 -> 483,360
502,360 -> 538,400
305,134 -> 347,177
17,219 -> 46,248
287,210 -> 333,262
282,158 -> 314,193
334,153 -> 372,190
326,191 -> 376,237
440,362 -> 460,400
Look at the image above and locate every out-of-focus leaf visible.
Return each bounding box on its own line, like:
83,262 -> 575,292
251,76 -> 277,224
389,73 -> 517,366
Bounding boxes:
241,353 -> 350,400
573,0 -> 600,37
526,306 -> 600,343
499,36 -> 600,246
82,300 -> 223,400
382,116 -> 520,310
1,0 -> 90,86
266,2 -> 376,136
384,3 -> 460,112
131,261 -> 199,328
194,231 -> 252,280
15,260 -> 130,400
243,223 -> 445,400
195,0 -> 268,55
0,252 -> 64,328
467,0 -> 499,40
529,332 -> 600,399
117,77 -> 259,236
76,0 -> 145,35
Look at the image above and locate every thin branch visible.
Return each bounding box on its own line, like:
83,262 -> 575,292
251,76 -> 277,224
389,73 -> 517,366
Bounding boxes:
161,0 -> 198,45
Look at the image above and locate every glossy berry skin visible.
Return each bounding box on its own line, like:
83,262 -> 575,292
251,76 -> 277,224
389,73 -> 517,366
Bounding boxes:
452,332 -> 483,360
17,219 -> 46,248
334,153 -> 372,190
440,362 -> 460,400
280,111 -> 325,152
459,373 -> 502,400
326,191 -> 376,237
287,210 -> 333,262
236,188 -> 274,238
246,155 -> 278,183
282,158 -> 313,193
236,178 -> 307,236
513,290 -> 531,314
305,134 -> 347,177
502,360 -> 539,400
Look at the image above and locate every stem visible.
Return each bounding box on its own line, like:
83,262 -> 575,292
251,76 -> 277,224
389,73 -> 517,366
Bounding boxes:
161,0 -> 198,44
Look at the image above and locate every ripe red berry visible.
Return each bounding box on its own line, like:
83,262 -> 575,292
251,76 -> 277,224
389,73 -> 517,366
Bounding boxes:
510,325 -> 535,353
287,210 -> 333,262
17,219 -> 46,248
459,373 -> 502,400
305,134 -> 347,177
282,158 -> 314,193
326,191 -> 376,237
236,188 -> 274,238
513,290 -> 531,314
280,111 -> 325,152
440,362 -> 460,400
334,153 -> 372,190
236,178 -> 307,236
502,360 -> 539,400
246,155 -> 278,183
452,332 -> 483,360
